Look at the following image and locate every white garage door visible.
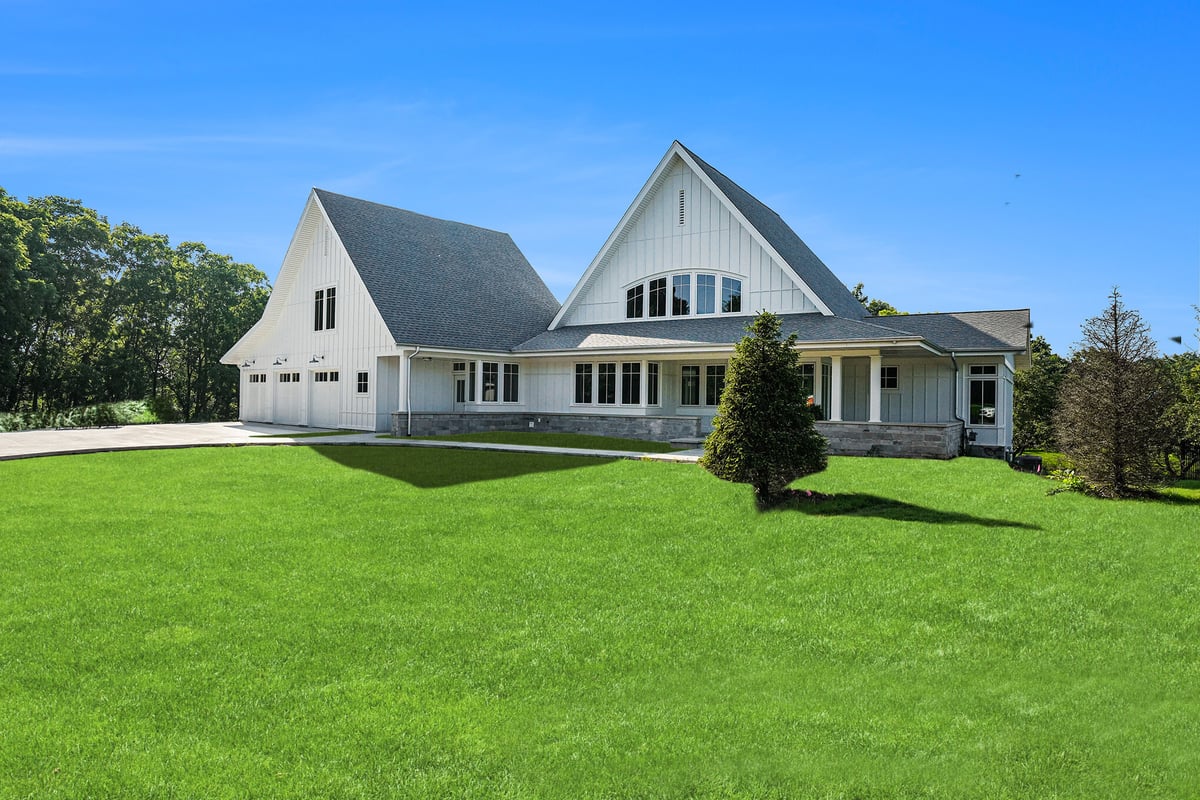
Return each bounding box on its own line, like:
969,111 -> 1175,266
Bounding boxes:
243,372 -> 271,422
273,371 -> 303,425
308,370 -> 340,429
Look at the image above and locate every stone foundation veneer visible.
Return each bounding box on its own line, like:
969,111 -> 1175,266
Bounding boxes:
815,420 -> 963,459
393,413 -> 962,458
394,412 -> 702,442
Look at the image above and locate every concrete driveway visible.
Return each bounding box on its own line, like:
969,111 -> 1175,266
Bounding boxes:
0,422 -> 702,463
0,422 -> 376,461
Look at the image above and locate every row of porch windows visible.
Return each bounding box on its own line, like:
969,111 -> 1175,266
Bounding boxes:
453,361 -> 519,403
626,273 -> 742,319
442,359 -> 998,425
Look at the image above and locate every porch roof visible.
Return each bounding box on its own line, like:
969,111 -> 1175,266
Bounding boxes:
513,313 -> 926,353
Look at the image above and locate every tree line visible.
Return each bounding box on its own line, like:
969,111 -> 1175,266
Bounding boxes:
1015,290 -> 1200,496
0,189 -> 270,422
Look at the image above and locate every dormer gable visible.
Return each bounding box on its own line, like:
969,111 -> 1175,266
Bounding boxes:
550,141 -> 864,329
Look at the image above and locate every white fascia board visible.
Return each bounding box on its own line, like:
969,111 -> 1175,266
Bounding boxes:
548,144 -> 685,330
672,146 -> 836,317
395,345 -> 521,359
222,190 -> 327,361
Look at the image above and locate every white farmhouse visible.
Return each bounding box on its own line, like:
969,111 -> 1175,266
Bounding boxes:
222,141 -> 1029,457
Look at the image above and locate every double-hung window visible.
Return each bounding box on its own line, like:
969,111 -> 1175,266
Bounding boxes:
503,364 -> 520,403
648,278 -> 667,318
705,365 -> 726,406
621,363 -> 640,405
626,284 -> 644,319
696,274 -> 716,314
314,287 -> 336,331
646,363 -> 660,406
721,277 -> 742,313
968,365 -> 998,425
680,366 -> 700,406
671,275 -> 690,316
598,363 -> 617,404
574,363 -> 593,404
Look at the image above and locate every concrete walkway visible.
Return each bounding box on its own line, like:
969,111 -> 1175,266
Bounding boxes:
0,422 -> 702,463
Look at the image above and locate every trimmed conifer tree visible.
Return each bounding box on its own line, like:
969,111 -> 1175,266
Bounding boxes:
700,311 -> 828,506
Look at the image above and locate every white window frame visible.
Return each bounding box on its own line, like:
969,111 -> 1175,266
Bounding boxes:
967,364 -> 998,426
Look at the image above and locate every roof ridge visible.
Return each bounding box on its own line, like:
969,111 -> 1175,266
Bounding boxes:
312,188 -> 514,238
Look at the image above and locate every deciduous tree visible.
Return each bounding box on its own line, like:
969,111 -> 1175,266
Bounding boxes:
1013,335 -> 1068,453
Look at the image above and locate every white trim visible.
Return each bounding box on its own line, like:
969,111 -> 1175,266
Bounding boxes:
550,141 -> 832,329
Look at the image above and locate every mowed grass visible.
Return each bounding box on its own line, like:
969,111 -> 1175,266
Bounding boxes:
411,431 -> 685,452
1,447 -> 1198,799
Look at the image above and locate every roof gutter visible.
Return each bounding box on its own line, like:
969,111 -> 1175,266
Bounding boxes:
405,345 -> 421,436
950,352 -> 967,456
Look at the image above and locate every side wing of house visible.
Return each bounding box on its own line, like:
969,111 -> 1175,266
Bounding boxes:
221,190 -> 399,431
551,142 -> 851,329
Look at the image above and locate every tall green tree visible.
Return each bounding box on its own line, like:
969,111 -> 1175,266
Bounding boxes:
701,311 -> 828,507
1055,288 -> 1171,497
1156,308 -> 1200,479
851,282 -> 904,316
168,242 -> 269,421
1013,335 -> 1068,453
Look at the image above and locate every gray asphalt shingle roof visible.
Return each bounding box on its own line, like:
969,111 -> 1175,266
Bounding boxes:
677,143 -> 868,320
515,310 -> 1031,354
515,313 -> 923,352
315,189 -> 560,352
868,310 -> 1031,352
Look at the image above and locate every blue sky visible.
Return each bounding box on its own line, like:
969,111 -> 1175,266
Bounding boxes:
3,0 -> 1197,355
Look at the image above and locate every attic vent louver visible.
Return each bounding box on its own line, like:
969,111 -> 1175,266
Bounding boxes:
678,189 -> 686,226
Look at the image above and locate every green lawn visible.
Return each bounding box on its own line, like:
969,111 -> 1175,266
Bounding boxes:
406,430 -> 686,452
1,448 -> 1197,798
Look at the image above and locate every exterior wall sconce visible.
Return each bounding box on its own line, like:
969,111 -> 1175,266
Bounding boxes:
310,355 -> 324,363
273,357 -> 288,366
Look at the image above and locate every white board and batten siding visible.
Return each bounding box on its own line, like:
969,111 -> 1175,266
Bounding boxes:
560,159 -> 820,327
236,197 -> 399,431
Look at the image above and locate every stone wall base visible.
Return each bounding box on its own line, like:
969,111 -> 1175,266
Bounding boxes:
815,420 -> 963,459
393,412 -> 702,443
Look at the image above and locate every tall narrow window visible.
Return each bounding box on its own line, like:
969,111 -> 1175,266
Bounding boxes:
696,274 -> 716,315
314,289 -> 325,331
503,364 -> 519,402
626,284 -> 644,319
648,278 -> 667,318
705,365 -> 726,406
574,363 -> 593,404
621,363 -> 640,405
799,363 -> 815,400
681,366 -> 700,406
647,363 -> 660,406
969,365 -> 998,425
598,363 -> 617,404
721,277 -> 742,313
325,287 -> 336,330
482,362 -> 499,402
468,363 -> 476,402
672,275 -> 691,316
356,372 -> 369,393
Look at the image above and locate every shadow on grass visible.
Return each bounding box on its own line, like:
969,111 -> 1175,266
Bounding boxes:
309,444 -> 616,489
776,492 -> 1043,529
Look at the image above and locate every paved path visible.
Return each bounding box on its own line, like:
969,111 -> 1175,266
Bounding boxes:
0,422 -> 702,463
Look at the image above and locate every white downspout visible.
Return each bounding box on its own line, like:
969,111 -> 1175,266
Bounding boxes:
406,345 -> 421,436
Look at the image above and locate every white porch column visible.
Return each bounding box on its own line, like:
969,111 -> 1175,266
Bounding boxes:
639,360 -> 648,409
829,356 -> 843,422
811,358 -> 823,408
474,359 -> 484,405
869,354 -> 883,423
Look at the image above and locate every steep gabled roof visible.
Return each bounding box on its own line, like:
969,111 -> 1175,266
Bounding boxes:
676,143 -> 867,320
869,310 -> 1031,352
315,189 -> 560,351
